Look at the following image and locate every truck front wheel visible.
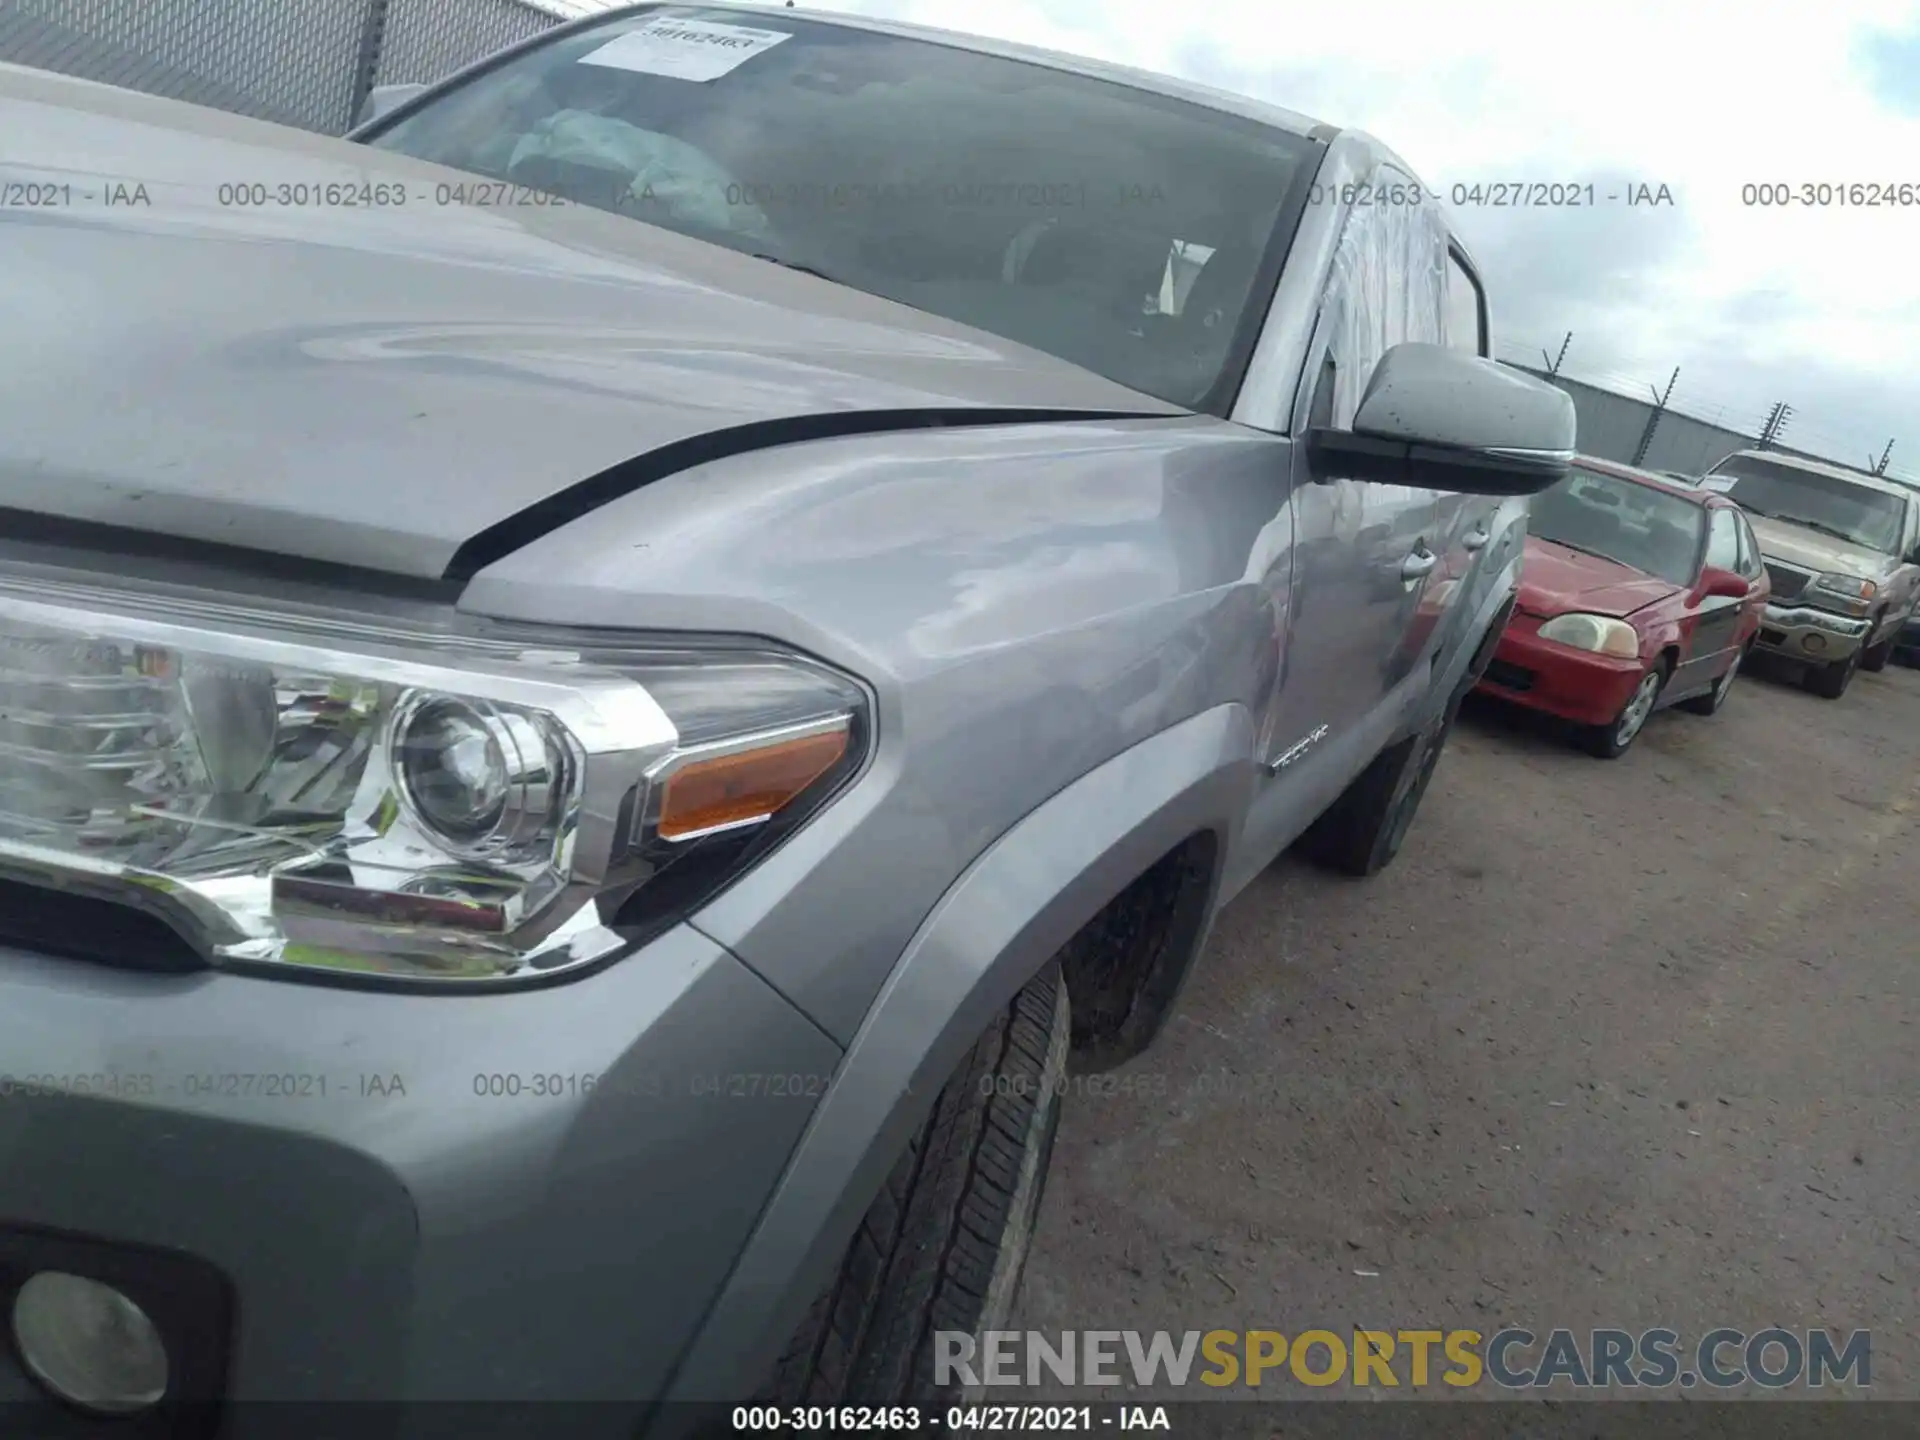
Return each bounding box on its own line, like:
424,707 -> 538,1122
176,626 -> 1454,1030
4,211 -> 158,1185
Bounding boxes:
1805,645 -> 1862,699
1860,625 -> 1895,673
761,961 -> 1069,1408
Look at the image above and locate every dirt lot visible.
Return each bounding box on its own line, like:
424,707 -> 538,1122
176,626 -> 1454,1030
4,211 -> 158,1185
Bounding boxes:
1014,652 -> 1919,1403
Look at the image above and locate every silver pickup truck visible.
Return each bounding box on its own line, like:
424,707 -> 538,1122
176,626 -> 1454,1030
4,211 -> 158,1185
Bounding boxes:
1701,450 -> 1920,699
0,10 -> 1576,1429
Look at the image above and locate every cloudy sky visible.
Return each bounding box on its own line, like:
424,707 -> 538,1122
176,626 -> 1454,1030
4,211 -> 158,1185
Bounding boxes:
813,0 -> 1920,475
549,0 -> 1920,475
546,0 -> 1920,470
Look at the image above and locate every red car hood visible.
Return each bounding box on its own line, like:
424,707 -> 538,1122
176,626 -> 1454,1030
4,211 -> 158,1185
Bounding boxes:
1516,536 -> 1679,618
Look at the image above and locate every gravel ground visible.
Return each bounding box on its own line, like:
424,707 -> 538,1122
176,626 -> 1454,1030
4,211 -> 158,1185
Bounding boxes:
1012,651 -> 1918,1408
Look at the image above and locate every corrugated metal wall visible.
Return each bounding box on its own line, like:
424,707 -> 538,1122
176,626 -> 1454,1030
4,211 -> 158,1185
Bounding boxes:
1508,367 -> 1890,482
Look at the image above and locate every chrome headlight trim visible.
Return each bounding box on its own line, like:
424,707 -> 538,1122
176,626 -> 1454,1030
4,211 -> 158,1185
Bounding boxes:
0,569 -> 867,989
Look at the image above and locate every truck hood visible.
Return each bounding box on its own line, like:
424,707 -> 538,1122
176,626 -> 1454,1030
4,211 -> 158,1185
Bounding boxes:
0,64 -> 1182,580
1515,535 -> 1677,619
1742,512 -> 1891,579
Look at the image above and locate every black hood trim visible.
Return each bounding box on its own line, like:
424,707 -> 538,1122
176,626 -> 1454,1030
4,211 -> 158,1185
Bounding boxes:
442,405 -> 1160,582
0,506 -> 462,602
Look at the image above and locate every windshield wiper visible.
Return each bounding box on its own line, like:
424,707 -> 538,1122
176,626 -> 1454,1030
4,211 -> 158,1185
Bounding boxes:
1536,535 -> 1632,568
751,253 -> 842,284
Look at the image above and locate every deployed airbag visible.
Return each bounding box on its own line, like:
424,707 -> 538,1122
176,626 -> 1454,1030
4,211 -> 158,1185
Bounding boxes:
507,109 -> 771,239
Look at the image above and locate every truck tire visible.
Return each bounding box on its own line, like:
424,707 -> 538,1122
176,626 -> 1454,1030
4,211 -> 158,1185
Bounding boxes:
761,961 -> 1069,1408
1860,629 -> 1894,673
1680,641 -> 1748,716
1298,671 -> 1465,878
1804,646 -> 1861,699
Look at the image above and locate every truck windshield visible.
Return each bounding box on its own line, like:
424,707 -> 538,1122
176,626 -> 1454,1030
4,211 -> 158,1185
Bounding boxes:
1528,467 -> 1706,586
1708,457 -> 1906,554
361,5 -> 1316,411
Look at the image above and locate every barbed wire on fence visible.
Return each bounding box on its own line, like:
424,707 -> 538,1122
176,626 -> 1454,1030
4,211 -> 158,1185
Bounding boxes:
1493,331 -> 1910,483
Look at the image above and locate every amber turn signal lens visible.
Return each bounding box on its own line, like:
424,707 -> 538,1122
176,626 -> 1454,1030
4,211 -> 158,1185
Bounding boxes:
656,724 -> 851,841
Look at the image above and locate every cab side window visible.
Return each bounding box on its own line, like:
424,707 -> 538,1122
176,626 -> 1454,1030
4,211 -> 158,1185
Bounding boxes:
1314,168 -> 1451,428
1445,251 -> 1488,356
1705,508 -> 1741,573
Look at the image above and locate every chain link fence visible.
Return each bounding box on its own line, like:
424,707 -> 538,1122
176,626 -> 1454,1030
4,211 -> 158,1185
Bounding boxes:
0,0 -> 578,135
374,0 -> 561,114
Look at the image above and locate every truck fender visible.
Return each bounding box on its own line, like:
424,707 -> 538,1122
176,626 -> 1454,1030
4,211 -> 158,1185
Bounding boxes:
656,702 -> 1255,1414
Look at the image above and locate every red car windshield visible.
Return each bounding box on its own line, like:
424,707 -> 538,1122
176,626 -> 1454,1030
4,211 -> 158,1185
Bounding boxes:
1529,467 -> 1705,587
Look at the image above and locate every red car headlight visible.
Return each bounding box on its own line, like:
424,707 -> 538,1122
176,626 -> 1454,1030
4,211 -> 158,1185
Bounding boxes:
1535,613 -> 1639,658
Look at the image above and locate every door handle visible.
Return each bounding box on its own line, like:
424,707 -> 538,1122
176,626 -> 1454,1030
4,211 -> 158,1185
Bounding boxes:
1461,525 -> 1490,552
1401,547 -> 1437,581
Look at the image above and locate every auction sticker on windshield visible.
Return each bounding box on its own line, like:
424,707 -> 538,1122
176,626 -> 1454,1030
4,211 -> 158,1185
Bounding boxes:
578,18 -> 792,82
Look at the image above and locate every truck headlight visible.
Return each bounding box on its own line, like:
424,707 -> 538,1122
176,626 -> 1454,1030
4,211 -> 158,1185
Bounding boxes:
0,569 -> 867,985
1535,612 -> 1640,658
1810,573 -> 1876,612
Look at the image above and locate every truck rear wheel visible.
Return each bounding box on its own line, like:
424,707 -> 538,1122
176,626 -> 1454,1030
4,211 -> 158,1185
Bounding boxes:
1299,679 -> 1463,877
761,961 -> 1069,1408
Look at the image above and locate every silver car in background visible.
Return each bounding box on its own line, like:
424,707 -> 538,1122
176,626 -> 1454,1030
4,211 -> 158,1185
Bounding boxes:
0,5 -> 1573,1431
1703,450 -> 1920,697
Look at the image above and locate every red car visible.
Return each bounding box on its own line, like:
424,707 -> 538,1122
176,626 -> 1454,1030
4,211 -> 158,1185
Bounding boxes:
1476,456 -> 1772,757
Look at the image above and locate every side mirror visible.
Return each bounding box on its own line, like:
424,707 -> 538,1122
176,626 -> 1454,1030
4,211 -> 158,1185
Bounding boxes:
353,82 -> 428,130
1306,344 -> 1577,497
1699,567 -> 1749,600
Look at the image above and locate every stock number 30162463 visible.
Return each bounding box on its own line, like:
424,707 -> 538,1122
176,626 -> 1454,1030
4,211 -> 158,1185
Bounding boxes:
469,1071 -> 833,1099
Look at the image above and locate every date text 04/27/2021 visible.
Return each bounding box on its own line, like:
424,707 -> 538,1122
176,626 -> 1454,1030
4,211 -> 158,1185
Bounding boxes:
1300,180 -> 1675,208
729,1405 -> 1170,1432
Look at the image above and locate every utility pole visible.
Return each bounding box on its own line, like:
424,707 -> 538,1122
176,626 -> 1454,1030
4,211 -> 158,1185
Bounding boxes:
1632,367 -> 1680,466
1542,333 -> 1572,377
1873,439 -> 1894,476
1757,402 -> 1795,450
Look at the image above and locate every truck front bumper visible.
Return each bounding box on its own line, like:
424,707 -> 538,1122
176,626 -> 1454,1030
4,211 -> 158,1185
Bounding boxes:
0,924 -> 841,1435
1752,602 -> 1871,663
